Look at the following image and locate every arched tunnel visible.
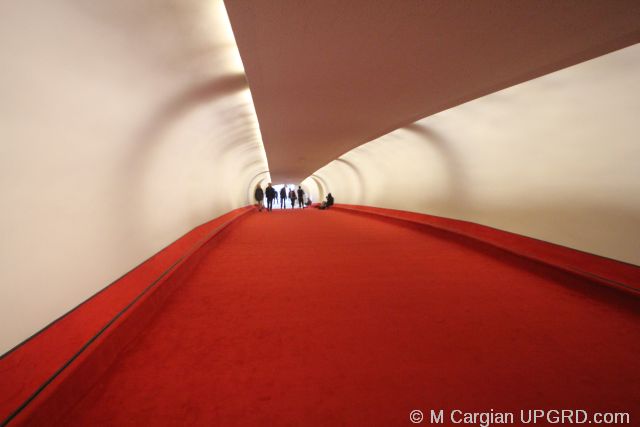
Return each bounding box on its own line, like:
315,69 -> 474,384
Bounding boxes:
1,1 -> 640,425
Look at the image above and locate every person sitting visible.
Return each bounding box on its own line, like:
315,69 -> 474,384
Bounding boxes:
318,193 -> 334,210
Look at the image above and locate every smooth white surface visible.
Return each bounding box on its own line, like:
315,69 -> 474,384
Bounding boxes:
226,0 -> 640,183
0,0 -> 269,354
306,45 -> 640,265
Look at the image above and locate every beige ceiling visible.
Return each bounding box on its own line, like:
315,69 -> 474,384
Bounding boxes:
225,0 -> 640,183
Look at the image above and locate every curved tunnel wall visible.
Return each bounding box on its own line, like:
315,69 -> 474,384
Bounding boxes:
0,0 -> 270,354
306,44 -> 640,266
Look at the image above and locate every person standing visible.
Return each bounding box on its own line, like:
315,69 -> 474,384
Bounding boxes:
265,183 -> 276,212
289,187 -> 297,209
254,184 -> 264,212
279,186 -> 287,209
297,186 -> 305,209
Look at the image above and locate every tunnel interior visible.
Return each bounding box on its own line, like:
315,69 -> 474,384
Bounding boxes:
1,1 -> 639,425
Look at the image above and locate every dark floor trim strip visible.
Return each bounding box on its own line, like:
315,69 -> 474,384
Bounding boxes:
0,207 -> 252,361
1,208 -> 253,426
334,205 -> 640,297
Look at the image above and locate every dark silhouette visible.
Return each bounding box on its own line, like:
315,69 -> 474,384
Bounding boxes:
297,186 -> 305,208
289,188 -> 297,208
280,186 -> 287,208
254,184 -> 264,212
265,183 -> 276,211
318,193 -> 334,209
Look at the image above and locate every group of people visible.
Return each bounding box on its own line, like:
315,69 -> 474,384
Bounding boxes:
254,183 -> 308,212
254,183 -> 335,212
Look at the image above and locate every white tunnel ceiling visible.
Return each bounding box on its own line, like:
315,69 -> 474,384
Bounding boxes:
224,0 -> 640,184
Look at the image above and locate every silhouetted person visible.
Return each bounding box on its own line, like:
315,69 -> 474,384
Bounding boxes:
265,183 -> 276,212
326,193 -> 334,208
279,186 -> 287,209
289,188 -> 297,209
254,184 -> 264,212
297,186 -> 305,208
318,192 -> 334,209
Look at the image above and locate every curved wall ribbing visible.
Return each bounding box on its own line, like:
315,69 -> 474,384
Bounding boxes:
305,45 -> 640,266
0,0 -> 270,353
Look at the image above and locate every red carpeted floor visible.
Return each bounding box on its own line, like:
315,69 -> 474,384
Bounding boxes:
60,208 -> 640,426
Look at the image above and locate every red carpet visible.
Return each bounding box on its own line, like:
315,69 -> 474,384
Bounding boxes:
0,207 -> 253,425
5,208 -> 640,426
334,204 -> 640,294
41,208 -> 640,426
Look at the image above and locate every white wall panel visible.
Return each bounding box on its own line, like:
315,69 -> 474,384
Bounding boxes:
0,0 -> 269,353
308,45 -> 640,265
